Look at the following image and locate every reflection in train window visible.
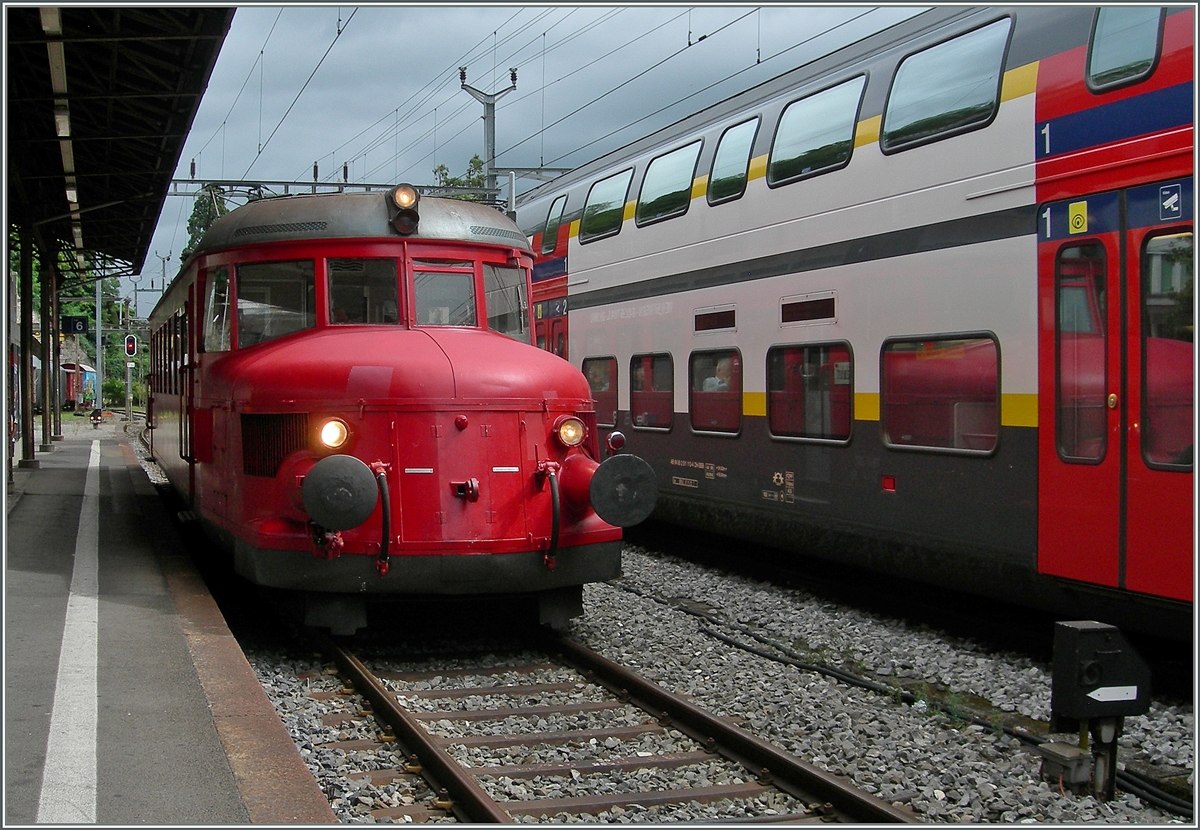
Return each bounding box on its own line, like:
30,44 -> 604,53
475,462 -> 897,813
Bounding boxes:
541,194 -> 567,256
236,260 -> 316,348
204,266 -> 231,352
708,118 -> 759,205
768,343 -> 852,441
882,335 -> 999,453
769,76 -> 866,186
636,140 -> 702,226
1141,231 -> 1193,469
630,352 -> 673,430
1089,7 -> 1164,90
580,168 -> 634,243
483,265 -> 529,342
327,259 -> 399,324
1056,244 -> 1107,461
689,349 -> 741,434
882,18 -> 1011,152
583,357 -> 618,427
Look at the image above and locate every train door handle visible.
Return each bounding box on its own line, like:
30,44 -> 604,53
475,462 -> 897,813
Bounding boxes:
452,478 -> 480,502
1107,393 -> 1118,410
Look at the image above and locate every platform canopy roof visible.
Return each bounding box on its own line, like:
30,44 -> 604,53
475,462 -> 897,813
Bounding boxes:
7,5 -> 235,281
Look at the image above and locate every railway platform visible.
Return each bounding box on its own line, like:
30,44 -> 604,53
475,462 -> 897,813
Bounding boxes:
4,415 -> 335,825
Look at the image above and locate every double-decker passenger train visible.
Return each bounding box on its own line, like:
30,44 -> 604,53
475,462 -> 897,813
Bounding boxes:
147,186 -> 656,633
517,6 -> 1194,639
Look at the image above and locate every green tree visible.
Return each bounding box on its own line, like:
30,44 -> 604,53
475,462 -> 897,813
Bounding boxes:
180,184 -> 229,261
432,155 -> 486,199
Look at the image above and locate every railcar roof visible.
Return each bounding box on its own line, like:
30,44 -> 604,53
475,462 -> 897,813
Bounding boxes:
193,191 -> 531,258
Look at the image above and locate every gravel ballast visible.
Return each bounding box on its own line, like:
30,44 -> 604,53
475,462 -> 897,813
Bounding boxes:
130,437 -> 1192,823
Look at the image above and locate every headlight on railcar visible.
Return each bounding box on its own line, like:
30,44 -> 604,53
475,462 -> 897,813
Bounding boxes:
554,415 -> 586,448
318,418 -> 351,449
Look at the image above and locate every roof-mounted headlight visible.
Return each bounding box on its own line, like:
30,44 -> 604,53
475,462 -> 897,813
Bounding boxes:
389,184 -> 420,235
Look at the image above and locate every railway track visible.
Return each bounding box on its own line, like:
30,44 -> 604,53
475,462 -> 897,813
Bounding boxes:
317,631 -> 918,823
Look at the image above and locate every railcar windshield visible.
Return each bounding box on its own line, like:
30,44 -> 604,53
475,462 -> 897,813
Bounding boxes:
328,258 -> 399,324
483,264 -> 529,342
413,260 -> 476,326
236,260 -> 316,347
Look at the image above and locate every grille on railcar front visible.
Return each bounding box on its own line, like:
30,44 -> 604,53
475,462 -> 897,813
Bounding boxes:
242,413 -> 309,477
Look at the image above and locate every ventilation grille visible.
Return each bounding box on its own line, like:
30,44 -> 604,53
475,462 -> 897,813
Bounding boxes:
471,225 -> 527,244
242,413 -> 309,477
234,221 -> 328,237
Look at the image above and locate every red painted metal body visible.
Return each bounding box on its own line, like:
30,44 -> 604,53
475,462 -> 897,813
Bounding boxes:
147,192 -> 642,624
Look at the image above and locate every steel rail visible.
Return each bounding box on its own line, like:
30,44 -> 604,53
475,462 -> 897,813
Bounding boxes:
545,631 -> 920,824
323,639 -> 512,823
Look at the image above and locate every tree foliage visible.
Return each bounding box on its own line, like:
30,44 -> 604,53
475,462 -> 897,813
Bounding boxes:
181,185 -> 229,261
432,155 -> 486,199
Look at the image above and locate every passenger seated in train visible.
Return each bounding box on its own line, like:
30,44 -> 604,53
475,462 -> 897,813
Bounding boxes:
703,357 -> 732,391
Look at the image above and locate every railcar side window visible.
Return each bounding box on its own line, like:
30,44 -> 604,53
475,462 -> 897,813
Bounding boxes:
881,336 -> 999,453
636,140 -> 702,226
1141,231 -> 1193,468
580,168 -> 634,243
630,353 -> 673,430
769,76 -> 866,186
881,18 -> 1011,152
1055,244 -> 1107,462
1088,7 -> 1164,90
768,343 -> 852,441
413,262 -> 476,326
483,264 -> 529,342
327,259 -> 399,324
708,118 -> 759,205
582,357 -> 618,427
541,194 -> 568,256
235,260 -> 316,348
204,267 -> 231,352
689,349 -> 741,434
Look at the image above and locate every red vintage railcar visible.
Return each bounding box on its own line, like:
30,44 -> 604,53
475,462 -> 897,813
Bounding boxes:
148,186 -> 655,633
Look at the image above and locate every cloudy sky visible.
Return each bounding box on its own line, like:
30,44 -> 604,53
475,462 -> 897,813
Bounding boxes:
132,4 -> 923,315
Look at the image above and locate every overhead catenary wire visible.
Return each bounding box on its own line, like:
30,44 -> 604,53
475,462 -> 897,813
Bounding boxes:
244,8 -> 359,179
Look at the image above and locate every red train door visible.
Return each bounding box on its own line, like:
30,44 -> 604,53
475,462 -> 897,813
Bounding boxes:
1037,179 -> 1193,602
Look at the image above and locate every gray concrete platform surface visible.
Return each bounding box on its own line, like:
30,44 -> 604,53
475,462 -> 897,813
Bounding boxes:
5,415 -> 335,825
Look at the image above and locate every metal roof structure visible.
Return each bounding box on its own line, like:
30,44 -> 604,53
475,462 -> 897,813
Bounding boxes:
6,5 -> 235,282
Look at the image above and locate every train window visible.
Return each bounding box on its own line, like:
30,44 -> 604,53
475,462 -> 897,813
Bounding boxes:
483,264 -> 529,342
636,140 -> 702,227
1088,7 -> 1164,91
689,349 -> 741,434
413,267 -> 476,326
541,194 -> 567,256
204,267 -> 231,352
235,260 -> 316,348
767,343 -> 852,441
1141,232 -> 1193,469
768,76 -> 866,186
580,168 -> 634,243
327,259 -> 398,324
630,353 -> 673,430
583,357 -> 618,427
881,335 -> 999,453
707,118 -> 759,205
1056,244 -> 1107,462
881,18 -> 1011,153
